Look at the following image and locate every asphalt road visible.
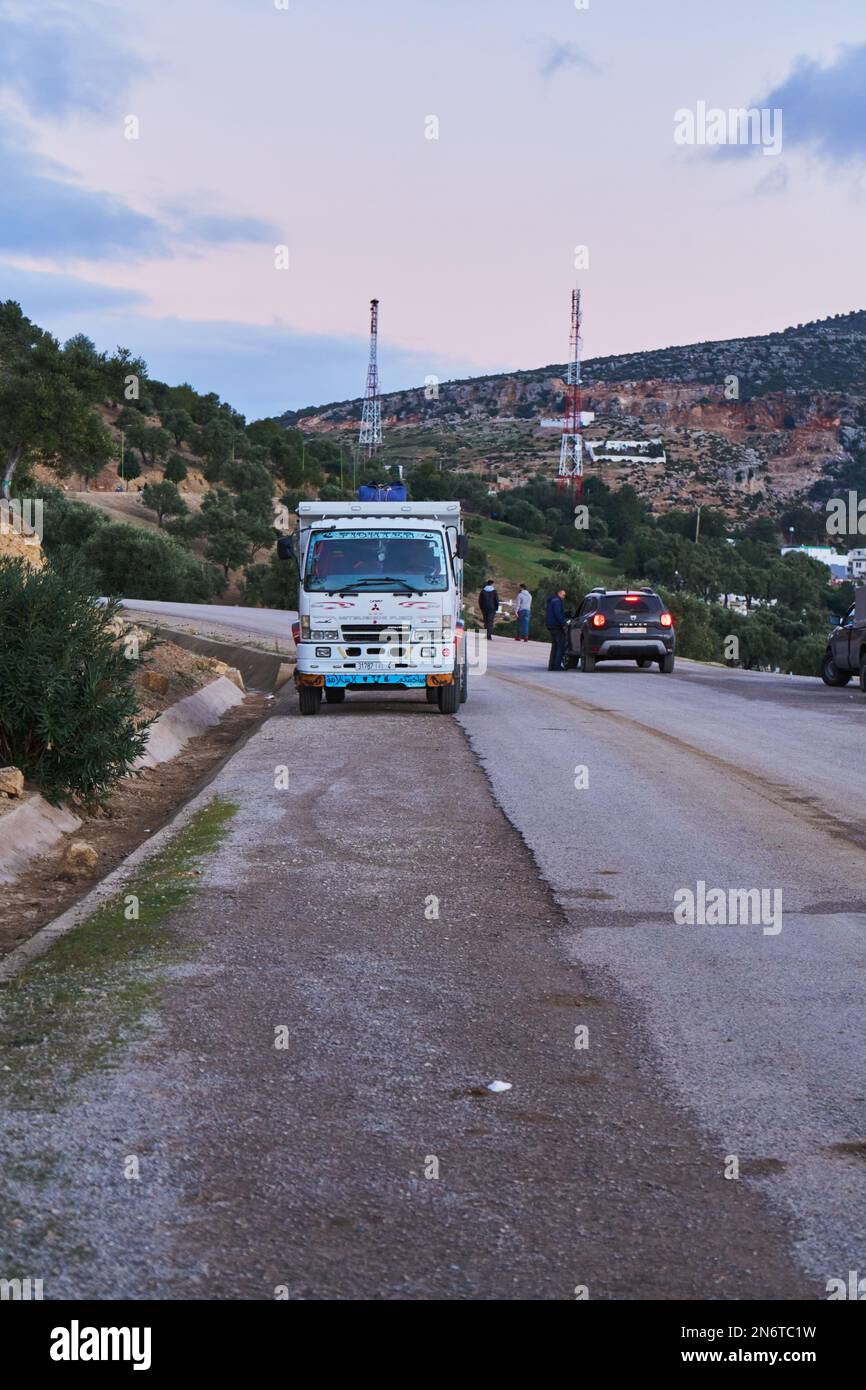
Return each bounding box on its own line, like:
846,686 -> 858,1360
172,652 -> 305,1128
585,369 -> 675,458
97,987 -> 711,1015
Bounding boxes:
118,599 -> 297,643
461,638 -> 866,1287
2,625 -> 863,1298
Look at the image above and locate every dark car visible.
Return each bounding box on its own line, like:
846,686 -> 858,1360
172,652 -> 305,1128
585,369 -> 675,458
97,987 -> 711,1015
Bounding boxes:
821,597 -> 866,690
565,587 -> 676,673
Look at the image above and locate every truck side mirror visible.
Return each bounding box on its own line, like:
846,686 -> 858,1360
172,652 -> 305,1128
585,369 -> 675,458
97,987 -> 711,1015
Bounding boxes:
456,534 -> 470,560
277,534 -> 295,562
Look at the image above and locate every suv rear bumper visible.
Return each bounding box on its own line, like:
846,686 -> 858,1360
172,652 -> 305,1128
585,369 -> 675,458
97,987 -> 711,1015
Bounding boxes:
592,638 -> 671,658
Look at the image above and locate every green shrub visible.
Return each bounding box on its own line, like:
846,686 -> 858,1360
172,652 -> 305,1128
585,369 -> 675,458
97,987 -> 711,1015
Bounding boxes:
80,522 -> 223,601
0,560 -> 150,807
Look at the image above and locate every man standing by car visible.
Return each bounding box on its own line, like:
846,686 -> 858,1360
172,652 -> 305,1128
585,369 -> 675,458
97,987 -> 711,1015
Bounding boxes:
545,588 -> 568,671
478,579 -> 499,640
515,583 -> 532,641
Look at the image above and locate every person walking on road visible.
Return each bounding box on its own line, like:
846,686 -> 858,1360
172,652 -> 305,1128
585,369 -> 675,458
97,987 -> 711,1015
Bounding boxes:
479,580 -> 499,640
515,584 -> 532,641
545,587 -> 568,671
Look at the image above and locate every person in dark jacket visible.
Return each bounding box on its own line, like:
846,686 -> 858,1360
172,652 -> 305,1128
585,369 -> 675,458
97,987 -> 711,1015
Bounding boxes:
478,580 -> 499,640
545,588 -> 568,670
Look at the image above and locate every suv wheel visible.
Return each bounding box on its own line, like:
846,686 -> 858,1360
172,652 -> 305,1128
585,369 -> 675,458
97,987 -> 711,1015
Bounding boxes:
821,652 -> 852,687
580,642 -> 596,673
660,653 -> 675,674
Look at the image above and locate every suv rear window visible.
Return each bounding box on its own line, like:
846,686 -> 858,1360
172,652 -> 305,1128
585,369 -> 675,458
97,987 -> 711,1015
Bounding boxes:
602,593 -> 662,617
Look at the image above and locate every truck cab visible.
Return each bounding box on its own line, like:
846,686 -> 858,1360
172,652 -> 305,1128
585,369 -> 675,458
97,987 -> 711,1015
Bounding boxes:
280,496 -> 469,715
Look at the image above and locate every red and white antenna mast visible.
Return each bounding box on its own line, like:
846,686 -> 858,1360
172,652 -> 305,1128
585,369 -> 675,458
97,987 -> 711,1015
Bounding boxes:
358,297 -> 383,459
558,288 -> 583,496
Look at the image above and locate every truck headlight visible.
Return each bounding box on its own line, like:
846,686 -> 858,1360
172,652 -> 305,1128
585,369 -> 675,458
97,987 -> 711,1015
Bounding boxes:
301,615 -> 310,638
310,629 -> 339,640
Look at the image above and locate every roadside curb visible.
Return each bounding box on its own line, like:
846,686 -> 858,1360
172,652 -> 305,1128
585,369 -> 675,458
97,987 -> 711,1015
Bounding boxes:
0,747 -> 245,984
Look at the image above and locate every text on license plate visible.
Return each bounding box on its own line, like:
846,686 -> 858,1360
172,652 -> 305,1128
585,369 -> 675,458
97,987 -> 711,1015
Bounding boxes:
625,626 -> 647,634
357,661 -> 389,670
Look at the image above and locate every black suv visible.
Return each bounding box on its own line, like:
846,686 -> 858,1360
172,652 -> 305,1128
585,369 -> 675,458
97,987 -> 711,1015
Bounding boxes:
821,596 -> 866,691
565,588 -> 676,673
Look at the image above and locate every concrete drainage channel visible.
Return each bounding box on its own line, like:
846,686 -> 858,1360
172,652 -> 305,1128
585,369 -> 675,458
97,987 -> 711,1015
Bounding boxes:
0,627 -> 294,905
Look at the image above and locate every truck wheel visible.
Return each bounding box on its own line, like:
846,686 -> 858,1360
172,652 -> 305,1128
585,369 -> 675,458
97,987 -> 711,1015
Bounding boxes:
821,652 -> 851,686
437,681 -> 460,714
298,685 -> 321,715
324,688 -> 346,704
660,653 -> 675,674
459,658 -> 468,703
580,642 -> 595,673
426,686 -> 439,704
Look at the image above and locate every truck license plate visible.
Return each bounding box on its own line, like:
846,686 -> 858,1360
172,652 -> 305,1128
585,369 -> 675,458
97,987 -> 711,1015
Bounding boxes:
357,662 -> 389,670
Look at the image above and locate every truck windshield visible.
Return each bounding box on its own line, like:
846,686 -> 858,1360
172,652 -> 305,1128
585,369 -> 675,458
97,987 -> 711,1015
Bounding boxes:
305,529 -> 449,592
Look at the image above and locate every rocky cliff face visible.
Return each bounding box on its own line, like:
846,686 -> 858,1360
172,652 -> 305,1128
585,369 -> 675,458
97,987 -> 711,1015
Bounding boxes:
283,311 -> 866,516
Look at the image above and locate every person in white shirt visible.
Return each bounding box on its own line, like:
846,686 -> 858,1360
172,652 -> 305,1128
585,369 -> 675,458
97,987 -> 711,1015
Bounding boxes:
515,584 -> 532,641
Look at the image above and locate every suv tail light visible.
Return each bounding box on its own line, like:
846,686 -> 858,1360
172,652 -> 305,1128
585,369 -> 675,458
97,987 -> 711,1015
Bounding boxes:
660,612 -> 673,628
591,612 -> 606,628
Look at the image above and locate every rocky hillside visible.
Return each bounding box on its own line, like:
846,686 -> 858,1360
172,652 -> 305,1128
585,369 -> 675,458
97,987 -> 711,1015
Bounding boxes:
283,311 -> 866,517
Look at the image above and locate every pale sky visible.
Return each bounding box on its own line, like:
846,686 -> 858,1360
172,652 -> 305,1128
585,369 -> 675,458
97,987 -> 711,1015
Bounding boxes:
2,0 -> 866,417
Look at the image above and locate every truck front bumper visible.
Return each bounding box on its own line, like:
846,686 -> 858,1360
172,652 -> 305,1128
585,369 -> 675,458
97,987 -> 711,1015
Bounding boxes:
295,671 -> 453,689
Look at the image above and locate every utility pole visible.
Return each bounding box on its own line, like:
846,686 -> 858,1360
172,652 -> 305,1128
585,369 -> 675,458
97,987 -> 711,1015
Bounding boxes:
358,298 -> 383,461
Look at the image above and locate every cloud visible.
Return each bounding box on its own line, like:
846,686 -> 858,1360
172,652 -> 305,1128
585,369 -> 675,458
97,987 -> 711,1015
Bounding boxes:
163,209 -> 283,246
0,123 -> 170,259
539,40 -> 596,80
0,0 -> 147,118
0,124 -> 280,261
0,261 -> 146,316
757,42 -> 866,164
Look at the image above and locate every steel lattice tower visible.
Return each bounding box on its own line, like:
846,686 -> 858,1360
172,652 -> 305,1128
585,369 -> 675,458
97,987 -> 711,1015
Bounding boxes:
358,298 -> 383,458
558,288 -> 584,496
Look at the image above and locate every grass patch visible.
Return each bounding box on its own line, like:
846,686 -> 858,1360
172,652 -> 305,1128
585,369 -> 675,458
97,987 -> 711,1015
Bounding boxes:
476,518 -> 617,591
0,796 -> 238,1111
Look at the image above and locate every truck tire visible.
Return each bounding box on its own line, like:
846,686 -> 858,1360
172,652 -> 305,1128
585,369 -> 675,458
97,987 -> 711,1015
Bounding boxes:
426,686 -> 439,704
580,642 -> 595,673
324,688 -> 346,704
437,681 -> 459,714
821,652 -> 851,686
660,653 -> 675,674
298,685 -> 321,715
459,657 -> 468,703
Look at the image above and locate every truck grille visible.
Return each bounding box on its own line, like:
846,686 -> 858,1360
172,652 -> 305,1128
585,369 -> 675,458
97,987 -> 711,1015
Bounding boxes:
341,623 -> 411,643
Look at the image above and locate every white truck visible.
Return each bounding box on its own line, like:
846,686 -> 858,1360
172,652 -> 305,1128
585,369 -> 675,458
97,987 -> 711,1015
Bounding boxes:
278,494 -> 469,716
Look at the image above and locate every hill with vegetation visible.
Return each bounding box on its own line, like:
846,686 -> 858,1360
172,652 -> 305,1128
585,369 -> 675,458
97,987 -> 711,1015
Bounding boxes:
282,311 -> 866,522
